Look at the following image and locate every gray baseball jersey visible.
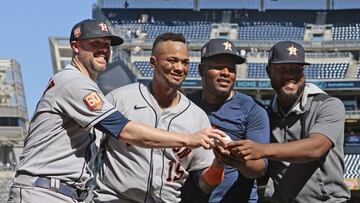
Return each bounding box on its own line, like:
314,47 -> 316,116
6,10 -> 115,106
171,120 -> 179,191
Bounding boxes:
94,82 -> 214,203
265,83 -> 350,202
14,64 -> 118,187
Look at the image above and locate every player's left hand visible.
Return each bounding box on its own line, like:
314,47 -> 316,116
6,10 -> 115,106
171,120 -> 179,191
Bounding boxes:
226,139 -> 265,160
213,146 -> 245,167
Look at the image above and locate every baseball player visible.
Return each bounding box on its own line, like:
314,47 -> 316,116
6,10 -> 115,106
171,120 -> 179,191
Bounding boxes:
182,39 -> 270,203
226,41 -> 351,202
94,33 -> 225,203
7,20 -> 226,203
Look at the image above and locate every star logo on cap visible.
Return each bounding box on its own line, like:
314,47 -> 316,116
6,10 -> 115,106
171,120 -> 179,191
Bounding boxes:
222,41 -> 232,51
287,45 -> 298,56
98,22 -> 109,32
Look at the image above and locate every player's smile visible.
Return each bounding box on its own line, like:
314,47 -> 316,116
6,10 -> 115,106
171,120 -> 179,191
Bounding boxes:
94,55 -> 108,65
216,77 -> 231,87
169,72 -> 184,81
201,55 -> 237,99
282,80 -> 298,93
269,63 -> 305,104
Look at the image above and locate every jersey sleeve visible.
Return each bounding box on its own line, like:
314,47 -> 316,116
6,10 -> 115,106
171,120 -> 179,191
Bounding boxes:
92,90 -> 130,138
246,102 -> 270,167
308,97 -> 345,146
55,78 -> 117,129
106,90 -> 126,112
246,103 -> 270,144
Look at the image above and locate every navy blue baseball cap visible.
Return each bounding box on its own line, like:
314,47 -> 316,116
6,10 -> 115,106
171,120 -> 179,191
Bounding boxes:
267,41 -> 310,66
201,39 -> 245,64
70,19 -> 123,46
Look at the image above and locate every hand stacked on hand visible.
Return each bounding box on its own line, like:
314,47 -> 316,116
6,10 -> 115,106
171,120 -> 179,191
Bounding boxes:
213,139 -> 265,167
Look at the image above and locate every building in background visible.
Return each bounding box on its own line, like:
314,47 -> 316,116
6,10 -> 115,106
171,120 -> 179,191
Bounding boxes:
0,58 -> 28,200
0,58 -> 28,167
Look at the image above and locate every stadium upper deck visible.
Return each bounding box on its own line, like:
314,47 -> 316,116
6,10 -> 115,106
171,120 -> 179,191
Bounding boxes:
91,3 -> 360,92
96,0 -> 360,10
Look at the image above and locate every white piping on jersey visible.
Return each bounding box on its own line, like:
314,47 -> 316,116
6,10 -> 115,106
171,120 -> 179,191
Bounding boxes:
84,107 -> 116,129
159,97 -> 191,202
72,129 -> 96,188
138,83 -> 159,203
138,82 -> 192,203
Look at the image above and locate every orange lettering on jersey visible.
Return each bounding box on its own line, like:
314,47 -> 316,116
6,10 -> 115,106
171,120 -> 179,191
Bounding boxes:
173,147 -> 192,159
83,92 -> 103,111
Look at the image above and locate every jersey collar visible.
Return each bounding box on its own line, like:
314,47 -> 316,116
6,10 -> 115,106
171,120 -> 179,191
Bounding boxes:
271,83 -> 326,115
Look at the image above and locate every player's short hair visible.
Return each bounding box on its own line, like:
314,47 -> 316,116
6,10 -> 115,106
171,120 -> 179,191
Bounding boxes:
151,32 -> 186,55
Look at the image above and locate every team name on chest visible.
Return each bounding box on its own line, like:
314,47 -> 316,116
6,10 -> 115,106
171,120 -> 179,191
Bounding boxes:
172,147 -> 192,159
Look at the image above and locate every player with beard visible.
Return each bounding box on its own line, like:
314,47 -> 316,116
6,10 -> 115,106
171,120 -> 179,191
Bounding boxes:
7,20 -> 227,203
227,41 -> 350,202
182,39 -> 270,203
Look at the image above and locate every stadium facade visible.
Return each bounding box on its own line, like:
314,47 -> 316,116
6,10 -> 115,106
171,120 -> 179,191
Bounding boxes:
0,59 -> 28,166
0,58 -> 28,200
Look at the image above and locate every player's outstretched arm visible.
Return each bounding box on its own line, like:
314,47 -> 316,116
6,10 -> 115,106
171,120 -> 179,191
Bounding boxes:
119,121 -> 228,149
227,134 -> 332,163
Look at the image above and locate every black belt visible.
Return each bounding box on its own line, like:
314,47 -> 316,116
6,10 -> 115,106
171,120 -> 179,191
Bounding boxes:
34,177 -> 88,201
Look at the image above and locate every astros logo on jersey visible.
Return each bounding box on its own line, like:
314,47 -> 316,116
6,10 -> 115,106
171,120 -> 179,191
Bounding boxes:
83,91 -> 103,111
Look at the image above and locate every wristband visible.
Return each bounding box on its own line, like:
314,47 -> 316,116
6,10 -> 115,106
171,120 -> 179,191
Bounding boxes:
202,163 -> 224,186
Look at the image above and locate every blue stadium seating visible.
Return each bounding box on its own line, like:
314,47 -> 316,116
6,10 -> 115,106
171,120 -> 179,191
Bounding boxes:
305,63 -> 349,79
247,63 -> 268,78
247,62 -> 349,79
114,20 -> 211,40
332,24 -> 360,40
134,61 -> 153,77
134,61 -> 200,77
142,24 -> 211,40
187,62 -> 200,77
238,22 -> 304,41
344,154 -> 360,179
136,61 -> 349,79
116,20 -> 305,41
356,64 -> 360,78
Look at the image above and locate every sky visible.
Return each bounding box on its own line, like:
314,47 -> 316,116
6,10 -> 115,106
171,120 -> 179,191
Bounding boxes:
0,1 -> 95,117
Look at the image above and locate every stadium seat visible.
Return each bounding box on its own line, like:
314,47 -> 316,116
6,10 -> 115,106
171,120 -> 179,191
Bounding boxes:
332,24 -> 360,40
247,62 -> 349,79
344,154 -> 360,179
356,64 -> 360,78
238,22 -> 304,41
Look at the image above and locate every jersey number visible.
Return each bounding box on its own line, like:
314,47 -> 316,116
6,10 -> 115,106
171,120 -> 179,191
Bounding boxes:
83,92 -> 103,111
166,160 -> 184,182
